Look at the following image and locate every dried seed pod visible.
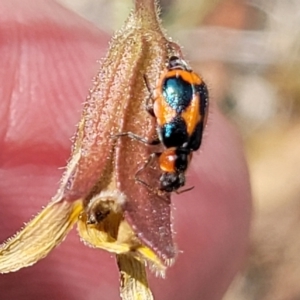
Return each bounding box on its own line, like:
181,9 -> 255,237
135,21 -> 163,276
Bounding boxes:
0,0 -> 192,298
61,1 -> 181,263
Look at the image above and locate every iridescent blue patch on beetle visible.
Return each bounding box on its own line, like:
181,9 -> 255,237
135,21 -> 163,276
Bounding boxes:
162,77 -> 193,113
163,122 -> 176,138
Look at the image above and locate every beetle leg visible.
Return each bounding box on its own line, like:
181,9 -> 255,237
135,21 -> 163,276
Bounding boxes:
111,132 -> 160,146
143,74 -> 155,117
135,152 -> 161,190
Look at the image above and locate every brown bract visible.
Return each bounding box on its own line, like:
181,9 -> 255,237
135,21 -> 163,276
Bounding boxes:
61,1 -> 181,262
0,0 -> 185,299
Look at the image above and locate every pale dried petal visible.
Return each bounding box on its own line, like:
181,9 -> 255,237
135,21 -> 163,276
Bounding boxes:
117,254 -> 153,300
77,193 -> 166,274
0,200 -> 82,273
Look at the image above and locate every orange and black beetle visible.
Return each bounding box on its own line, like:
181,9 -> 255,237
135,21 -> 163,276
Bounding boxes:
144,56 -> 209,193
114,56 -> 209,193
